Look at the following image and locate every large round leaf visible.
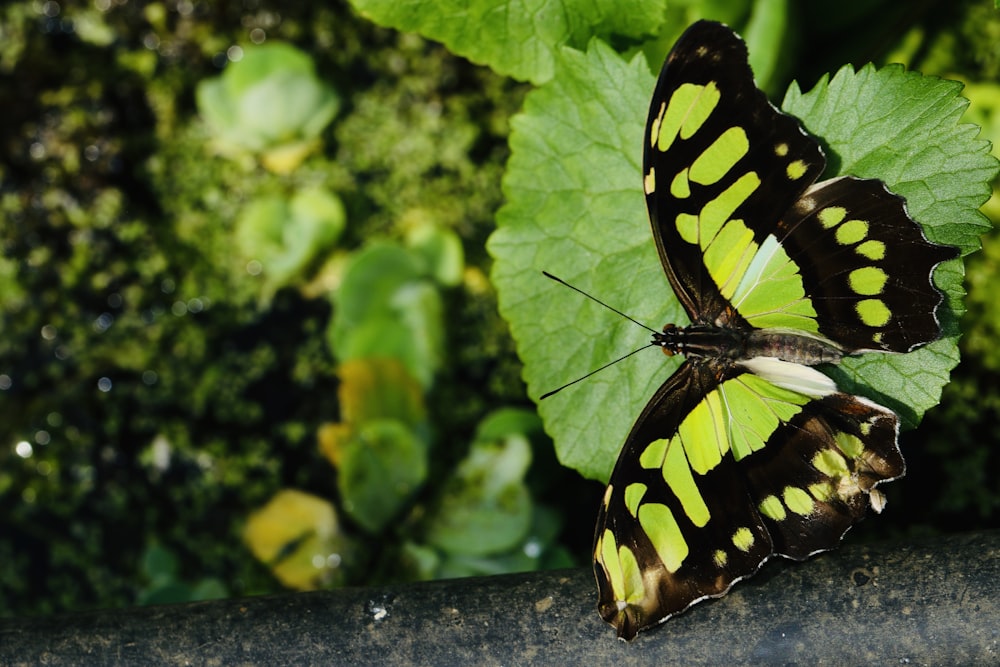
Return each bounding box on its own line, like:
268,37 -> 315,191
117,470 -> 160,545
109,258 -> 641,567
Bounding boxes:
488,42 -> 993,482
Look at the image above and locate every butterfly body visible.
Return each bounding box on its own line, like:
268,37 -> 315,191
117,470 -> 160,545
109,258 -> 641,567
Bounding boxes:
654,324 -> 844,366
592,20 -> 958,640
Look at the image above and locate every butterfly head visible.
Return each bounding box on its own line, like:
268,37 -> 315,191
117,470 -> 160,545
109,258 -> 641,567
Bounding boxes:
652,323 -> 749,360
655,323 -> 681,356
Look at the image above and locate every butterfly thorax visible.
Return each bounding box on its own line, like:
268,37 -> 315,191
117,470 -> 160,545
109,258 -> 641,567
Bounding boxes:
654,324 -> 844,366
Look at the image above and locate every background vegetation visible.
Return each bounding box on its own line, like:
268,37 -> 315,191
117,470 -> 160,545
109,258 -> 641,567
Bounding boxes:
1,0 -> 997,618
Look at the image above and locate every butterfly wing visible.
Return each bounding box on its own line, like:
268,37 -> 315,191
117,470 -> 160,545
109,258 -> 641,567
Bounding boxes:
594,358 -> 903,640
644,21 -> 956,349
642,20 -> 825,327
772,176 -> 958,352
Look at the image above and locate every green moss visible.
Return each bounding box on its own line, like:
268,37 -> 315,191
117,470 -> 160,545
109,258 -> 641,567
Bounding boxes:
0,0 -> 531,617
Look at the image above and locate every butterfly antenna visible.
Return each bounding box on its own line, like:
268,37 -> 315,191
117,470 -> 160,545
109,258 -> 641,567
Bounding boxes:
542,272 -> 658,334
540,271 -> 662,399
539,343 -> 656,399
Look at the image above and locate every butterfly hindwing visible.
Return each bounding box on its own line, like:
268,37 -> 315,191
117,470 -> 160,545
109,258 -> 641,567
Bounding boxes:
776,176 -> 958,352
741,390 -> 904,559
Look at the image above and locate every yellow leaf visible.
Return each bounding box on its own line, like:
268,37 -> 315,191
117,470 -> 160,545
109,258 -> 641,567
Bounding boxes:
243,489 -> 344,590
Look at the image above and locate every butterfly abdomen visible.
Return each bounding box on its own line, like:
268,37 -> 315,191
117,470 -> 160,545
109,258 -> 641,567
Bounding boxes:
744,329 -> 844,365
655,324 -> 843,366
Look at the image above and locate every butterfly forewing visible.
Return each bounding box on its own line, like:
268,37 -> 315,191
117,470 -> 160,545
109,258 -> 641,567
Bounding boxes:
643,21 -> 825,327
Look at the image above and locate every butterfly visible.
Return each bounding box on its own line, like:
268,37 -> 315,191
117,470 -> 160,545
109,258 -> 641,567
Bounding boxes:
592,20 -> 958,640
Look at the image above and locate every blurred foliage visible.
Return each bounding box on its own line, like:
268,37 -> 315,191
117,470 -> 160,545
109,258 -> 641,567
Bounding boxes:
136,543 -> 228,605
404,408 -> 574,579
0,0 -> 998,620
196,42 -> 340,173
318,358 -> 430,533
234,187 -> 346,300
0,0 -> 534,617
328,240 -> 447,388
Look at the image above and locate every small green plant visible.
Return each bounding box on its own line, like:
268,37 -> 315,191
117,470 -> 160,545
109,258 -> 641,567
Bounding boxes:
196,42 -> 340,173
244,226 -> 568,585
328,238 -> 450,389
234,187 -> 346,298
419,409 -> 542,574
319,357 -> 430,534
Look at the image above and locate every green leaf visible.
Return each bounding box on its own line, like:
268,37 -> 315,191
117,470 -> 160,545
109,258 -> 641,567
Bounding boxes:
234,188 -> 346,295
138,582 -> 195,606
488,42 -> 995,482
196,42 -> 339,170
423,421 -> 533,556
338,419 -> 429,533
434,549 -> 536,578
140,544 -> 179,585
488,42 -> 657,482
405,223 -> 465,287
473,407 -> 543,444
348,0 -> 667,84
188,578 -> 228,602
329,242 -> 444,388
427,504 -> 568,578
334,357 -> 427,429
318,359 -> 430,534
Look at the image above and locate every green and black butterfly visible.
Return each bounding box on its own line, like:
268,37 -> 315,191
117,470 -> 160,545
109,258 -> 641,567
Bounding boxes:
593,20 -> 958,640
